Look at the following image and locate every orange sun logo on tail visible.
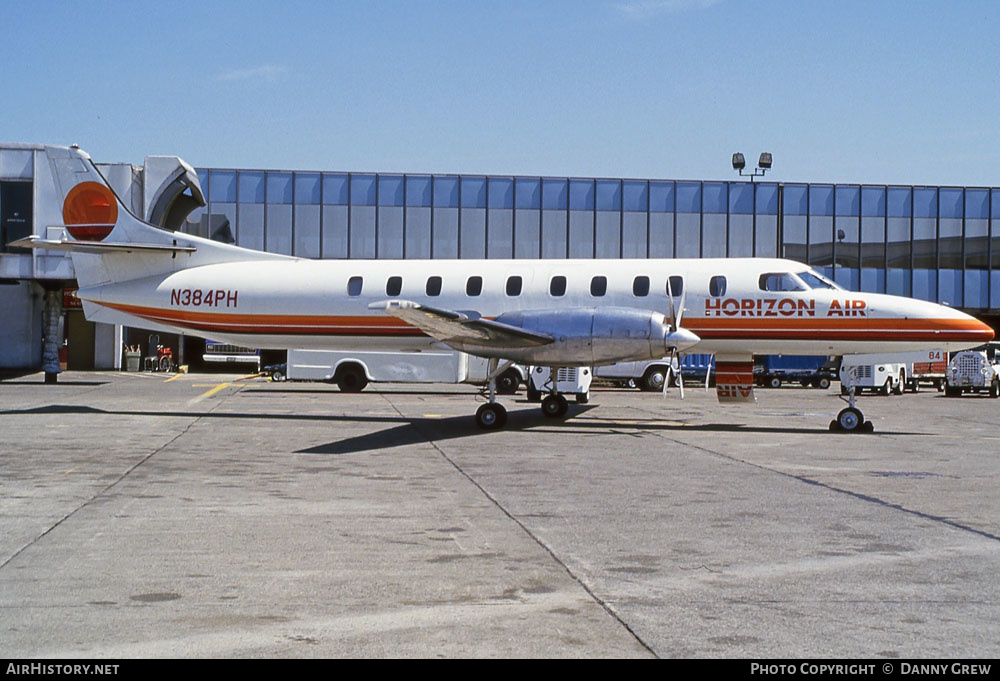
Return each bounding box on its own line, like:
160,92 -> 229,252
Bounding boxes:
63,182 -> 118,241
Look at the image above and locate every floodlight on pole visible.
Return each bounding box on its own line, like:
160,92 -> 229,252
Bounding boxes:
732,152 -> 773,182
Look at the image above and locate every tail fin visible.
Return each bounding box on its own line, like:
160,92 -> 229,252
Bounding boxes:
14,144 -> 290,289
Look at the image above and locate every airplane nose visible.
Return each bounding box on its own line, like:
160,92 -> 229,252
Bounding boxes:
970,317 -> 995,343
933,306 -> 994,345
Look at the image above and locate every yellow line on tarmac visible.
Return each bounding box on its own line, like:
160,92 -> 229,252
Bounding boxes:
198,383 -> 232,399
164,373 -> 183,382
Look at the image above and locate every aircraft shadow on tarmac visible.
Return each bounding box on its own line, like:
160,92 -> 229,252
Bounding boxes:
0,404 -> 913,456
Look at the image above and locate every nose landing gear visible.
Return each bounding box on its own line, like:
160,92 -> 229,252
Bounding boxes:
830,378 -> 875,433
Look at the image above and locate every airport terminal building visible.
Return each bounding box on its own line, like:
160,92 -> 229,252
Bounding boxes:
2,143 -> 999,370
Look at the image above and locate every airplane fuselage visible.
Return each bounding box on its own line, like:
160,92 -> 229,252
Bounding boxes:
78,256 -> 993,361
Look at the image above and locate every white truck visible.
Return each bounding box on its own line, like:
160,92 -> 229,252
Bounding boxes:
839,357 -> 908,396
277,349 -> 526,393
945,343 -> 1000,398
593,354 -> 715,391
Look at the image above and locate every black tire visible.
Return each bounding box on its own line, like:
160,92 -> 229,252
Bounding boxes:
641,366 -> 667,392
158,356 -> 172,372
991,380 -> 999,399
879,379 -> 891,396
541,394 -> 569,418
893,373 -> 904,395
271,369 -> 285,382
336,364 -> 368,393
769,376 -> 782,389
475,403 -> 507,430
910,380 -> 920,393
496,369 -> 520,395
817,377 -> 831,390
837,407 -> 865,432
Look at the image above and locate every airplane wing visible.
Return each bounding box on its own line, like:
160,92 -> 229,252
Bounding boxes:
369,300 -> 553,349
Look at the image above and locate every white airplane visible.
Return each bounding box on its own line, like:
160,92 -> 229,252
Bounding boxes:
14,145 -> 995,432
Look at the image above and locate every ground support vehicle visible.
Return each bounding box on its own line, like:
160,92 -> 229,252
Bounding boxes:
526,366 -> 593,416
755,355 -> 835,389
278,349 -> 526,393
204,341 -> 260,372
945,343 -> 1000,398
906,350 -> 947,392
839,358 -> 907,396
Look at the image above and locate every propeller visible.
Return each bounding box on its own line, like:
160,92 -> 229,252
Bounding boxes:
662,278 -> 696,399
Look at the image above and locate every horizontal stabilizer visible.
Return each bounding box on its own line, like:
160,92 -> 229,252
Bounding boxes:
8,236 -> 196,255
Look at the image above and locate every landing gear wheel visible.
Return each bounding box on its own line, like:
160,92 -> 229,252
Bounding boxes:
476,403 -> 507,430
336,365 -> 368,393
496,369 -> 520,395
835,407 -> 866,433
541,394 -> 569,418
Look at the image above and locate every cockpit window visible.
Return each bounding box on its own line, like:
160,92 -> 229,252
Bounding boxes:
759,272 -> 807,292
797,270 -> 842,290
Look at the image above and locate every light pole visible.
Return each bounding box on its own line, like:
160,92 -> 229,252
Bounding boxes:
732,152 -> 772,182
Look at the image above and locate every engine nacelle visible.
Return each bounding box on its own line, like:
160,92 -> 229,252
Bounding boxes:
472,306 -> 699,366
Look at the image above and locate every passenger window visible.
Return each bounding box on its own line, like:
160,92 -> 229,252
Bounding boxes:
506,275 -> 523,296
667,275 -> 684,297
466,275 -> 483,296
709,275 -> 727,297
590,276 -> 607,297
386,276 -> 402,296
633,275 -> 650,297
347,276 -> 363,297
426,276 -> 442,297
550,275 -> 567,297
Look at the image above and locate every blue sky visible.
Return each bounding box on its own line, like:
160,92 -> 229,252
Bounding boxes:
4,1 -> 999,186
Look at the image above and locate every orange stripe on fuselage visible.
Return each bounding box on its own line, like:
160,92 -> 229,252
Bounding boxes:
97,301 -> 993,343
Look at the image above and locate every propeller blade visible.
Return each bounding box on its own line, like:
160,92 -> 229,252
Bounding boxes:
676,284 -> 687,330
666,278 -> 678,332
663,348 -> 674,399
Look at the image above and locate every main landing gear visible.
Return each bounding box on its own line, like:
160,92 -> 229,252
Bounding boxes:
475,360 -> 572,430
829,381 -> 875,433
